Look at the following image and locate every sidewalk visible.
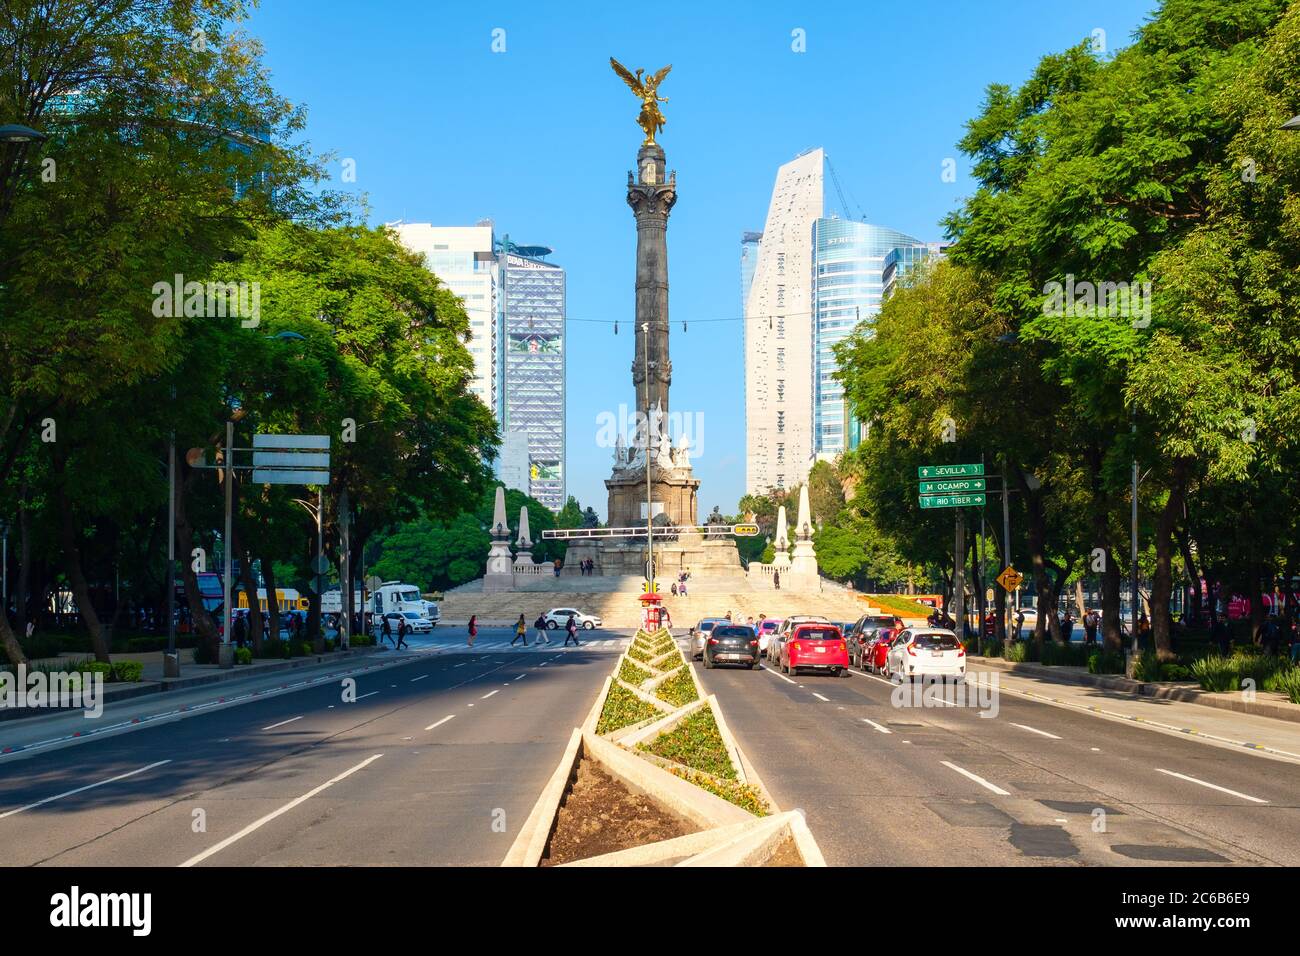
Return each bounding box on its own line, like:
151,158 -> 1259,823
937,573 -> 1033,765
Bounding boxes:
1,645 -> 383,722
969,657 -> 1300,764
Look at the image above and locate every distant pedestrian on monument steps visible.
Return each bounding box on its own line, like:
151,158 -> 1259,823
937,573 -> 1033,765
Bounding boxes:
671,582 -> 678,597
468,615 -> 478,647
773,568 -> 781,590
512,613 -> 529,647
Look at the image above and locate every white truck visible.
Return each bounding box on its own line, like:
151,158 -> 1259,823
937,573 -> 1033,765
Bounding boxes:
369,581 -> 439,627
321,589 -> 363,616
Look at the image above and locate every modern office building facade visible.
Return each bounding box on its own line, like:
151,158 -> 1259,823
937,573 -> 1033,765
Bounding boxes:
390,222 -> 499,410
744,148 -> 824,496
811,219 -> 925,457
391,223 -> 568,512
497,241 -> 566,512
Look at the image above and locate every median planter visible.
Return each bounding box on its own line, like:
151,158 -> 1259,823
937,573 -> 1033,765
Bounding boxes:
503,627 -> 825,867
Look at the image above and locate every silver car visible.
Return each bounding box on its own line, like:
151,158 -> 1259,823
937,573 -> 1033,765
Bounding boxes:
689,618 -> 727,661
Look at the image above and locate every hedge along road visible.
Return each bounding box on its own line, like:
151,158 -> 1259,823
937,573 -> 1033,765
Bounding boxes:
689,651 -> 1300,867
0,631 -> 628,866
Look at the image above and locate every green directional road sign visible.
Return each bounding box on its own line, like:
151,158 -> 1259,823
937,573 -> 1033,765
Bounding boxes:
918,493 -> 986,510
918,477 -> 986,495
918,463 -> 984,479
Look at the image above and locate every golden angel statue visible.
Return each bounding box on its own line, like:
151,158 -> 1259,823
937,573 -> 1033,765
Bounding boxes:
610,57 -> 672,146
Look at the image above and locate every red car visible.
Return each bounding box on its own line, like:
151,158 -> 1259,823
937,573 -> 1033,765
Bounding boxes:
780,623 -> 850,677
864,628 -> 898,673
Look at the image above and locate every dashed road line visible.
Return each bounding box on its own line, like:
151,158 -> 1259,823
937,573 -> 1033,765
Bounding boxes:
1010,722 -> 1061,740
1155,768 -> 1268,804
0,760 -> 173,820
180,754 -> 384,866
862,718 -> 892,734
941,761 -> 1011,796
425,715 -> 455,731
262,716 -> 303,731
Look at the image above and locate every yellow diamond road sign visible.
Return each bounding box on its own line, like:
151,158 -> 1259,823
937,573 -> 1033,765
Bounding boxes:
997,567 -> 1023,591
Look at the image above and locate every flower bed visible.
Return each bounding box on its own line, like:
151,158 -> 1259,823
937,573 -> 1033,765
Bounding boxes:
654,666 -> 699,707
595,680 -> 662,735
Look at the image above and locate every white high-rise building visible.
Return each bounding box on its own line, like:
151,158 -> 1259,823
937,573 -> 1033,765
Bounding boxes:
390,222 -> 499,410
744,149 -> 824,496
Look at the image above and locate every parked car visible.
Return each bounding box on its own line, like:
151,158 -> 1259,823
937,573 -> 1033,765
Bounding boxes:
884,628 -> 966,681
543,608 -> 603,630
704,624 -> 759,669
755,618 -> 784,659
779,622 -> 850,678
689,618 -> 727,661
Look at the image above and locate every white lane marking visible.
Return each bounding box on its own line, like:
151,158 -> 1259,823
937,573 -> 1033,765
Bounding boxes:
354,692 -> 378,701
454,663 -> 468,668
0,760 -> 172,819
1091,747 -> 1101,752
941,761 -> 1011,796
180,754 -> 384,867
481,690 -> 499,700
759,666 -> 798,686
1010,722 -> 1062,740
410,674 -> 429,682
812,693 -> 830,702
1155,768 -> 1269,804
514,674 -> 526,681
262,716 -> 303,731
862,719 -> 892,734
425,715 -> 455,731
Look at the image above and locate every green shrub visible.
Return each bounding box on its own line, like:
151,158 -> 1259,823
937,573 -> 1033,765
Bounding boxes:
1041,642 -> 1090,667
1266,667 -> 1300,704
641,707 -> 735,778
1160,662 -> 1193,681
1191,656 -> 1237,692
293,641 -> 313,658
192,637 -> 216,665
595,681 -> 661,735
979,639 -> 1003,658
654,666 -> 699,707
111,660 -> 144,682
257,639 -> 286,659
618,658 -> 653,686
348,634 -> 374,647
1087,650 -> 1126,675
1231,650 -> 1285,687
234,648 -> 252,666
1131,650 -> 1161,682
1005,642 -> 1030,663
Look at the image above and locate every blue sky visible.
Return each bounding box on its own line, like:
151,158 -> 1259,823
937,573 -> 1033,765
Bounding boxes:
243,0 -> 1160,520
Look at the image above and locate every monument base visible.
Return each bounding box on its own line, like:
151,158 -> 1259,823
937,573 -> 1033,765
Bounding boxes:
565,531 -> 745,580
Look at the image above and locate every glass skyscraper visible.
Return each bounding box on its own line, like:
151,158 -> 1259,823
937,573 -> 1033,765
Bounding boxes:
498,240 -> 566,512
811,219 -> 924,456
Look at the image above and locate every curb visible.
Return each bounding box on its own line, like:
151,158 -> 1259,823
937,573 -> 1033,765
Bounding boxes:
973,656 -> 1300,725
0,648 -> 381,723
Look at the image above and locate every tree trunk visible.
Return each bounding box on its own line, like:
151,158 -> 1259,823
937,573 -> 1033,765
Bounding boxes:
56,488 -> 112,664
1150,465 -> 1187,661
174,469 -> 220,648
0,612 -> 24,664
1101,548 -> 1124,652
262,559 -> 281,647
236,540 -> 263,655
1019,472 -> 1051,652
1175,524 -> 1202,625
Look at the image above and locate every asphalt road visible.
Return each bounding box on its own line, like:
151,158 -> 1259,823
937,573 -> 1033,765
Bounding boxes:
692,652 -> 1300,866
0,628 -> 625,866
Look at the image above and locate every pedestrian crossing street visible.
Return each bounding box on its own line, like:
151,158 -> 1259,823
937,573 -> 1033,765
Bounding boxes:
406,634 -> 633,655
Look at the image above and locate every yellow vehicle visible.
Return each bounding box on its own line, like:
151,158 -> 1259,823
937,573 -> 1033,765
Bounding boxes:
236,588 -> 309,614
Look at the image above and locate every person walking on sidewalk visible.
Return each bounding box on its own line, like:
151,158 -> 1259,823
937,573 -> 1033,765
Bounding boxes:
467,614 -> 478,647
381,615 -> 393,648
395,619 -> 409,650
563,613 -> 580,647
511,613 -> 529,647
533,613 -> 551,645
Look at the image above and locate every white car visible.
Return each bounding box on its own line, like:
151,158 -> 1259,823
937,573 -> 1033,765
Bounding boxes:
544,608 -> 602,630
884,628 -> 966,681
374,611 -> 433,637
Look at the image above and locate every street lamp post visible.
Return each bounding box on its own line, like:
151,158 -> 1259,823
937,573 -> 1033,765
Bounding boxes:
0,124 -> 46,144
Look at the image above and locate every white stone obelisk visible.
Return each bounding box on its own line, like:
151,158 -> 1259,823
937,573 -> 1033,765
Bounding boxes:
514,505 -> 535,567
790,484 -> 820,586
484,486 -> 515,591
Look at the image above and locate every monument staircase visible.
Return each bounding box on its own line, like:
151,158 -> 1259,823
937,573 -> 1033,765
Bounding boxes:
435,574 -> 890,627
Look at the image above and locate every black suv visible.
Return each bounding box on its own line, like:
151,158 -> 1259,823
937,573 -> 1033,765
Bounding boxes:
703,624 -> 759,670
